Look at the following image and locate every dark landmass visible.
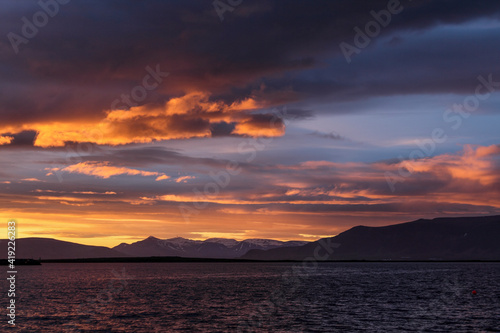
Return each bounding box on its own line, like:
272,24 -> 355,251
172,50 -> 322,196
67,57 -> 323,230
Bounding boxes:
0,258 -> 41,265
41,257 -> 269,263
39,257 -> 500,264
0,238 -> 126,260
0,236 -> 306,260
2,257 -> 499,264
242,215 -> 500,261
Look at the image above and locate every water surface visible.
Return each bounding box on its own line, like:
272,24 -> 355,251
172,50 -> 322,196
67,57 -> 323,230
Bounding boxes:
7,262 -> 500,332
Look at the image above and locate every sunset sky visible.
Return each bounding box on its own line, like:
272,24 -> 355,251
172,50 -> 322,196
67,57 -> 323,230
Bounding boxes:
1,0 -> 500,247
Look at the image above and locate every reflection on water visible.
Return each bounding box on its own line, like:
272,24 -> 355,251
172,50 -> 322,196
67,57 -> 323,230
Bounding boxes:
8,262 -> 500,332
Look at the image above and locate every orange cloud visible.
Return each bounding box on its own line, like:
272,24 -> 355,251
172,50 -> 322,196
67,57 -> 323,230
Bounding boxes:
49,161 -> 167,180
233,114 -> 285,137
33,189 -> 117,195
397,144 -> 500,186
0,136 -> 13,145
21,178 -> 43,182
176,175 -> 195,183
474,144 -> 500,157
1,92 -> 280,147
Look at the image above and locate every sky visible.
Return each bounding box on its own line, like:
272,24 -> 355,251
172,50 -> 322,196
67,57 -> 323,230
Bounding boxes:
1,0 -> 500,247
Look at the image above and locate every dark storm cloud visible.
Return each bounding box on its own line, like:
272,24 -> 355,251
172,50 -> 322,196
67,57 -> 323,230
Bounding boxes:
282,109 -> 314,121
2,0 -> 500,129
0,130 -> 37,147
210,121 -> 237,137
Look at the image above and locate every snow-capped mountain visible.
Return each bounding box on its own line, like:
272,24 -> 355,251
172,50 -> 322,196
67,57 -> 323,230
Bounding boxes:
204,238 -> 239,247
113,236 -> 310,258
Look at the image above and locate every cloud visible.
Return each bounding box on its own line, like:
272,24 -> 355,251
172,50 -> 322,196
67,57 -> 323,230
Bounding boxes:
2,142 -> 500,244
391,144 -> 500,187
176,176 -> 195,183
0,136 -> 13,145
309,131 -> 345,140
21,178 -> 42,182
5,92 -> 284,147
33,189 -> 117,195
49,161 -> 167,180
233,114 -> 285,137
8,131 -> 38,147
116,144 -> 499,215
2,0 -> 500,142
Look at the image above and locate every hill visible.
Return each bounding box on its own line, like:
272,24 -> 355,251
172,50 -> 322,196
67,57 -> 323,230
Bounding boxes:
0,238 -> 126,260
241,215 -> 500,261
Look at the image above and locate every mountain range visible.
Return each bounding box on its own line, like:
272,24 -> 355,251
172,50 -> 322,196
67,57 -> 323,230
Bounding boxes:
1,215 -> 499,260
112,236 -> 308,258
242,215 -> 500,261
0,236 -> 307,260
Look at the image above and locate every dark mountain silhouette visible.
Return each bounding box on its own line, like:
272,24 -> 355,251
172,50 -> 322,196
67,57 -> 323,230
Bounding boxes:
241,215 -> 500,261
113,236 -> 308,258
0,236 -> 307,261
0,238 -> 125,260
